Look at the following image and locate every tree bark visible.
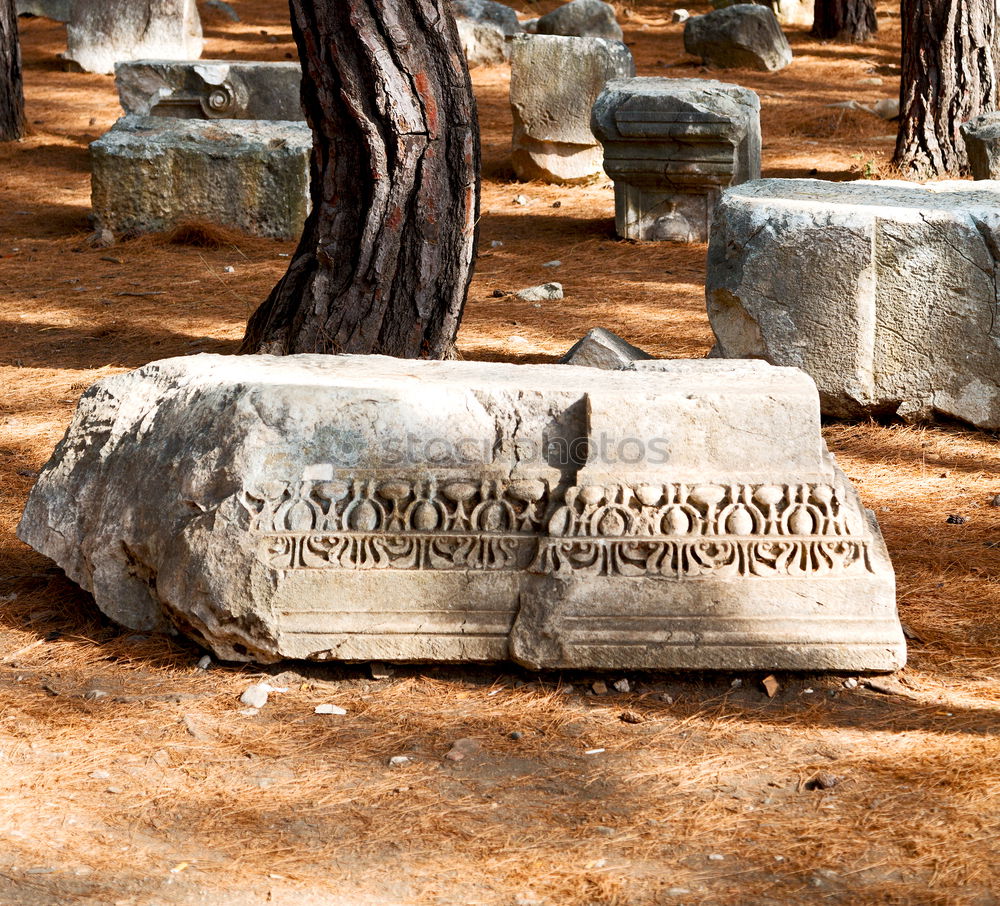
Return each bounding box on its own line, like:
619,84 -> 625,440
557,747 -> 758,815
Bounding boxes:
240,0 -> 480,358
893,0 -> 999,178
810,0 -> 877,42
0,0 -> 25,142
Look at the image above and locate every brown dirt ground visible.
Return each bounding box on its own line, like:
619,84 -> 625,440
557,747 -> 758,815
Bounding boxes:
1,2 -> 999,904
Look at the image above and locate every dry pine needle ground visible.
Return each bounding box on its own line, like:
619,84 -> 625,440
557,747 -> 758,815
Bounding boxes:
0,1 -> 998,904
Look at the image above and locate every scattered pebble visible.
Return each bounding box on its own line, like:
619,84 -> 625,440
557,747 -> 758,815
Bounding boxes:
83,689 -> 108,701
584,748 -> 605,755
803,688 -> 814,694
314,704 -> 347,715
196,655 -> 211,670
551,200 -> 562,208
490,240 -> 504,248
730,677 -> 743,688
239,683 -> 272,709
542,260 -> 561,268
388,755 -> 411,767
946,514 -> 968,524
594,826 -> 615,837
238,707 -> 259,717
369,662 -> 393,679
805,772 -> 840,791
514,282 -> 563,302
660,693 -> 674,704
613,678 -> 631,693
512,194 -> 530,205
106,786 -> 122,795
671,8 -> 690,21
592,680 -> 608,695
873,97 -> 899,119
989,494 -> 1000,507
762,674 -> 780,698
707,853 -> 725,861
223,265 -> 235,274
89,769 -> 110,780
509,730 -> 524,740
619,709 -> 644,724
843,677 -> 859,689
666,888 -> 692,897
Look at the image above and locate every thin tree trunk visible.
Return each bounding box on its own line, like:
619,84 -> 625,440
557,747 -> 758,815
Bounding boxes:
0,0 -> 25,142
810,0 -> 877,42
240,0 -> 480,358
893,0 -> 999,178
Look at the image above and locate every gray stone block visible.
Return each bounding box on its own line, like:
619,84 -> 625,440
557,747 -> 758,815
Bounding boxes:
560,327 -> 653,368
19,354 -> 904,672
536,0 -> 623,40
451,0 -> 522,67
16,0 -> 71,22
707,178 -> 1000,430
115,60 -> 303,120
961,112 -> 1000,180
593,77 -> 761,241
712,0 -> 813,28
90,115 -> 311,239
510,34 -> 635,184
684,4 -> 792,72
66,0 -> 203,75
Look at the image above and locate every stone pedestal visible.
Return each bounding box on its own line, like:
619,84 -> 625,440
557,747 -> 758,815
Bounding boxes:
90,116 -> 310,239
592,78 -> 761,242
510,34 -> 634,184
707,178 -> 1000,430
66,0 -> 203,75
19,354 -> 904,672
116,60 -> 303,120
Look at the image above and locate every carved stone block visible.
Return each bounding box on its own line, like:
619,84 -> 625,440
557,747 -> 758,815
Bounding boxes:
19,355 -> 904,672
510,34 -> 635,184
90,115 -> 311,239
592,78 -> 760,242
115,60 -> 303,120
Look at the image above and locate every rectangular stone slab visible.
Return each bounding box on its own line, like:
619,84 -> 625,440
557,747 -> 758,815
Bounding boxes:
18,355 -> 905,671
90,115 -> 311,239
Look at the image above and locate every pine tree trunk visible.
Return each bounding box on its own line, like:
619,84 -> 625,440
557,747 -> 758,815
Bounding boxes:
893,0 -> 999,177
0,0 -> 25,142
240,0 -> 480,358
810,0 -> 877,42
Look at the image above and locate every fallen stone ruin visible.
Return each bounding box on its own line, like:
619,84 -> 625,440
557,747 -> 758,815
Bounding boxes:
510,34 -> 635,184
684,4 -> 792,72
707,178 -> 1000,430
19,354 -> 906,672
92,60 -> 311,239
593,77 -> 761,241
66,0 -> 203,75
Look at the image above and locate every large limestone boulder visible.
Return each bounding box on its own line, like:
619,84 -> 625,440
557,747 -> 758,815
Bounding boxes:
684,5 -> 792,72
707,179 -> 1000,430
66,0 -> 203,75
536,0 -> 623,40
510,34 -> 635,184
451,0 -> 522,67
19,354 -> 904,672
116,60 -> 303,120
961,112 -> 1000,180
90,116 -> 311,239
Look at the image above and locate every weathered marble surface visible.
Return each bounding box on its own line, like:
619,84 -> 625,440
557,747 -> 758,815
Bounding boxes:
707,179 -> 1000,430
116,60 -> 303,120
90,115 -> 310,239
510,34 -> 635,184
19,354 -> 904,672
593,77 -> 761,241
66,0 -> 203,75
